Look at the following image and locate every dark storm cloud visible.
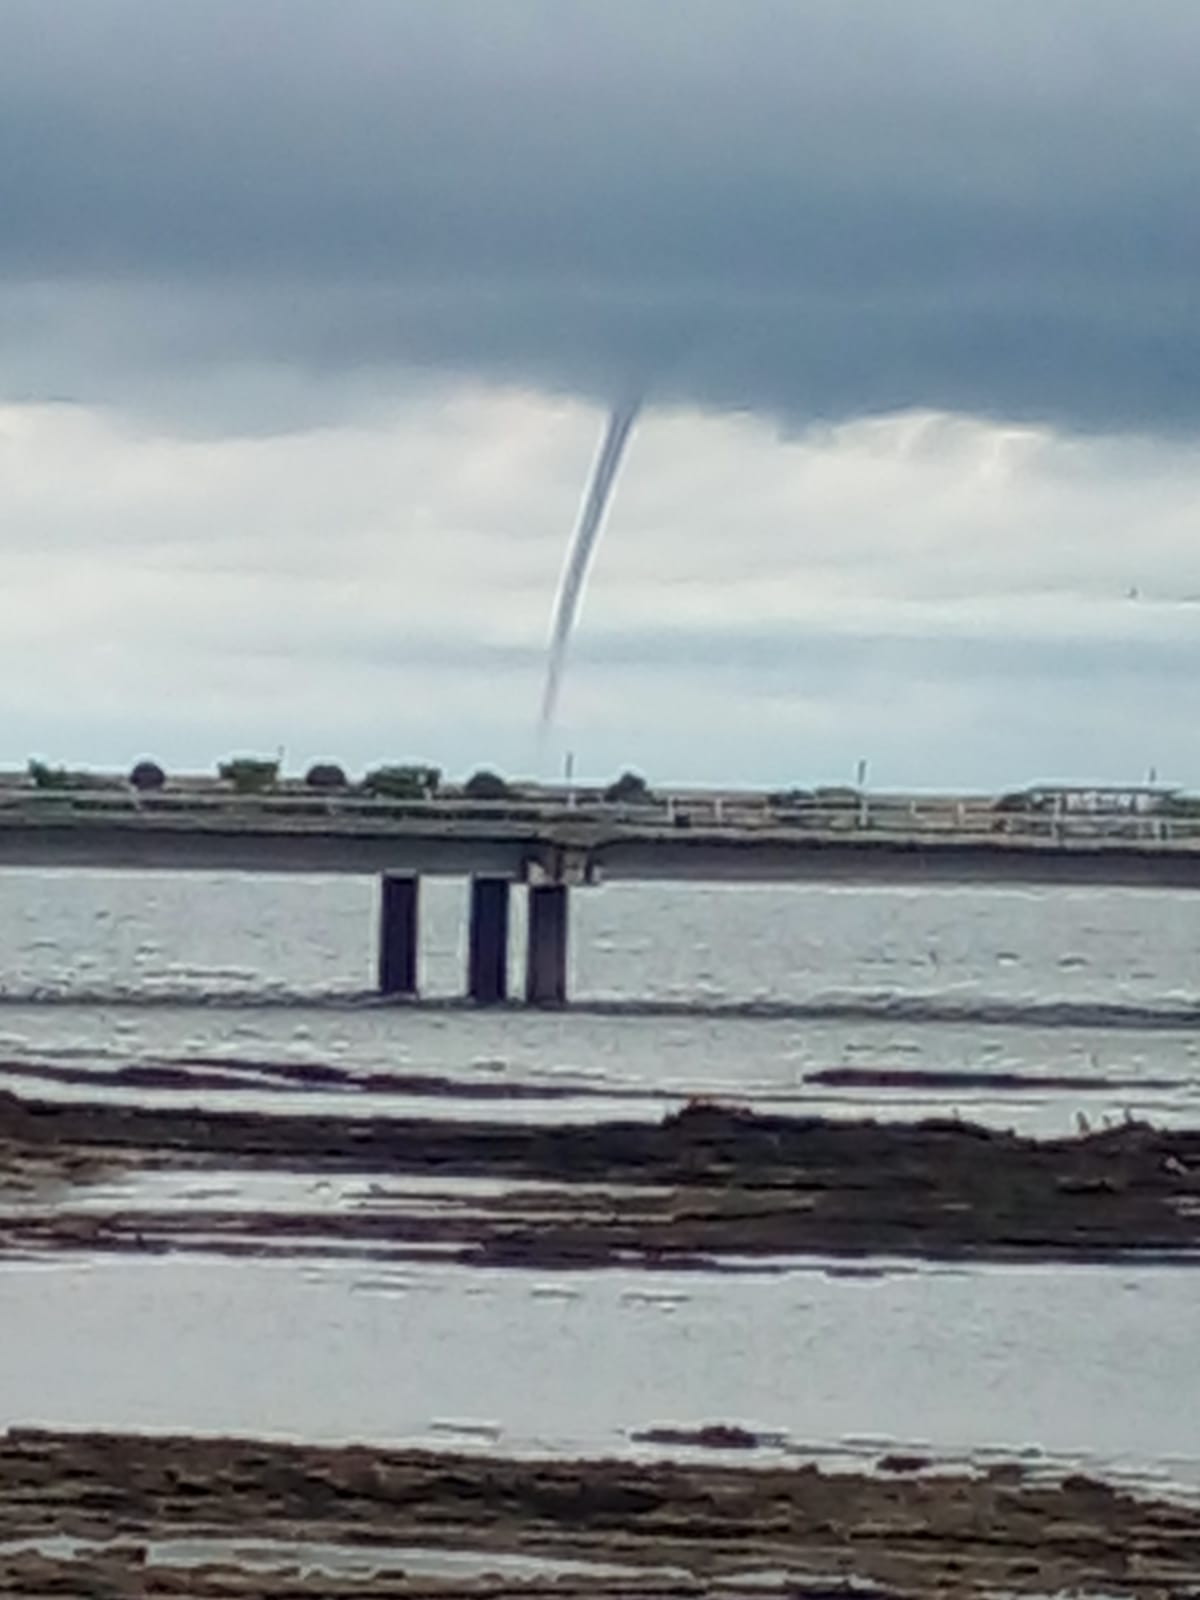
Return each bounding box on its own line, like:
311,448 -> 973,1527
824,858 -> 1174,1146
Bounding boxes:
2,0 -> 1198,431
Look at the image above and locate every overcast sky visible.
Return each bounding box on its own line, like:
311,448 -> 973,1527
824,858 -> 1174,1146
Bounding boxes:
2,1 -> 1198,788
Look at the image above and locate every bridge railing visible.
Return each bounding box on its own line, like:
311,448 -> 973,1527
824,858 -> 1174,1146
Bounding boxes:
2,785 -> 1200,847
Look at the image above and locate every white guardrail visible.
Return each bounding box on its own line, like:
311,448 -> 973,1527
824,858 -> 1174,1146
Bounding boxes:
0,788 -> 1197,845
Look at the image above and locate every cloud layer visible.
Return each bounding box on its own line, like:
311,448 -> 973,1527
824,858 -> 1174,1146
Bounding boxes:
2,1 -> 1198,432
4,391 -> 1199,787
2,5 -> 1197,785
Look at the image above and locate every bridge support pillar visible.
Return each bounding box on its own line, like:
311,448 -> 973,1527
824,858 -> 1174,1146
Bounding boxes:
468,877 -> 511,1004
526,883 -> 569,1007
377,874 -> 419,996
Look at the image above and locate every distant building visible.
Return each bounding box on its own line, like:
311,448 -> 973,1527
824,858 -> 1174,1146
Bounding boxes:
1020,784 -> 1177,816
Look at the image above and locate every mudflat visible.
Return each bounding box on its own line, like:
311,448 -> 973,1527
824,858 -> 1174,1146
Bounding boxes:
0,1427 -> 1196,1597
3,1091 -> 1199,1266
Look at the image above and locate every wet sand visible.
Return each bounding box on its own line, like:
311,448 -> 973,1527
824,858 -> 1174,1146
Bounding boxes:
0,1427 -> 1197,1597
3,1090 -> 1200,1265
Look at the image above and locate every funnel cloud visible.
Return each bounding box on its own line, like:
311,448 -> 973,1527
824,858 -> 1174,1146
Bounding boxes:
540,399 -> 641,736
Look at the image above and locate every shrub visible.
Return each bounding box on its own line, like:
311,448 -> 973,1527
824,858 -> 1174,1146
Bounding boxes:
28,759 -> 70,790
27,759 -> 99,791
304,762 -> 348,791
768,787 -> 815,808
129,760 -> 167,792
218,756 -> 280,794
362,764 -> 441,800
463,768 -> 510,800
604,769 -> 654,805
28,758 -> 122,790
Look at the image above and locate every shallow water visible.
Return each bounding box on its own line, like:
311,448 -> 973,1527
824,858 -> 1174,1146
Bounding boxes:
11,1168 -> 647,1211
2,871 -> 1200,1132
3,868 -> 1198,1529
0,1533 -> 679,1582
6,870 -> 1200,1009
3,1252 -> 1197,1496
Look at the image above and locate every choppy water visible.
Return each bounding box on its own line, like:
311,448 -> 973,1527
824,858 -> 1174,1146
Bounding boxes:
1,870 -> 1200,1131
4,867 -> 1200,1498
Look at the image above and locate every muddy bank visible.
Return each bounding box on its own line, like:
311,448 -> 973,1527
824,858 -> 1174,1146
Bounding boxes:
4,1052 -> 1184,1099
3,1092 -> 1200,1264
0,1055 -> 663,1100
807,1065 -> 1184,1091
0,1427 -> 1196,1597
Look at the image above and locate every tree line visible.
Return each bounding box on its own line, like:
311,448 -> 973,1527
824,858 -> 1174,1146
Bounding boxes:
25,758 -> 656,805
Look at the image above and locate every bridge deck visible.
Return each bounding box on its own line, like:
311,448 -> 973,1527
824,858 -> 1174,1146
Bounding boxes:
0,801 -> 1198,888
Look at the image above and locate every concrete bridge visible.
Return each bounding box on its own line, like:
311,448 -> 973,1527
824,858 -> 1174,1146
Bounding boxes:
2,796 -> 1199,1005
